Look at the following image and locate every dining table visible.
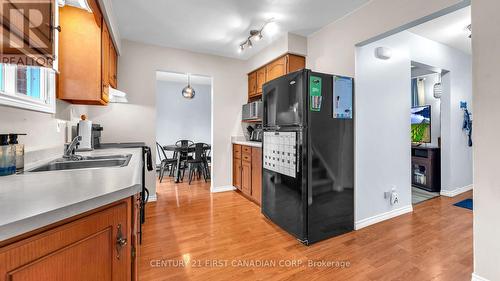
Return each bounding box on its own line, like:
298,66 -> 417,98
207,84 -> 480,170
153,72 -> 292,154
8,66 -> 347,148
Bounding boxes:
163,144 -> 211,183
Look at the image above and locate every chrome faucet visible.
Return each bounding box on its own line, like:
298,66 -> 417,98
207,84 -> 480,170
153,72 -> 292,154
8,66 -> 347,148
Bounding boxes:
63,136 -> 83,160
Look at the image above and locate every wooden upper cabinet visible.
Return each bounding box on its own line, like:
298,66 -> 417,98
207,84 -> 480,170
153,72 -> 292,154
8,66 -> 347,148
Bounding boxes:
57,0 -> 117,105
248,71 -> 257,98
1,0 -> 56,68
256,67 -> 266,95
109,42 -> 118,88
266,56 -> 287,83
247,53 -> 305,100
101,22 -> 110,94
58,5 -> 104,104
287,54 -> 306,73
0,198 -> 133,281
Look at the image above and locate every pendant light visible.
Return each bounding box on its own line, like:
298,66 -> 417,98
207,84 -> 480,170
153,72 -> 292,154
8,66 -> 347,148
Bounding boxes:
182,74 -> 195,99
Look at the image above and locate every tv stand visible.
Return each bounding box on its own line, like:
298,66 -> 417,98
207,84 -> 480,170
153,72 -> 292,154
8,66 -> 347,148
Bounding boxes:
411,146 -> 441,192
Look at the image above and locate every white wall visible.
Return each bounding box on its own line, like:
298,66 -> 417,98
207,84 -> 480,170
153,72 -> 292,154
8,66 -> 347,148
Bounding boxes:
355,34 -> 413,223
87,40 -> 246,195
0,99 -> 89,153
245,32 -> 307,72
355,31 -> 472,224
307,0 -> 464,76
155,81 -> 211,162
472,0 -> 500,280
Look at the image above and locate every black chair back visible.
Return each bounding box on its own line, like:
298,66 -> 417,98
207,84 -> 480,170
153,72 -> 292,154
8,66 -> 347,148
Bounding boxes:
156,142 -> 167,161
189,143 -> 205,161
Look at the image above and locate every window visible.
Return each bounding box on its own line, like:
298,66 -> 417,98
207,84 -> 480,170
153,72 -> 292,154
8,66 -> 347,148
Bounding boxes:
0,64 -> 55,113
16,66 -> 41,98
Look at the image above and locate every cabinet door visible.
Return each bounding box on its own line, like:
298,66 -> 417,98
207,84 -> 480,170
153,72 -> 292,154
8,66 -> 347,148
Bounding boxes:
102,22 -> 110,94
256,67 -> 266,95
251,147 -> 262,205
58,5 -> 103,104
266,56 -> 287,83
248,71 -> 257,98
286,54 -> 306,73
0,199 -> 132,281
233,157 -> 242,190
242,160 -> 252,195
109,41 -> 118,88
131,195 -> 140,281
1,0 -> 56,68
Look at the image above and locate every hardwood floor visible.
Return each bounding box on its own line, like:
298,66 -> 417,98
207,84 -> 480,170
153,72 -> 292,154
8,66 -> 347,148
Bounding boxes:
139,177 -> 473,281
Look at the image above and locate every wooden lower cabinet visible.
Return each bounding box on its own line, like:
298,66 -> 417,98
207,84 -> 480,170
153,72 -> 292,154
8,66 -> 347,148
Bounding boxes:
251,147 -> 262,205
0,196 -> 138,281
241,160 -> 252,194
232,144 -> 262,205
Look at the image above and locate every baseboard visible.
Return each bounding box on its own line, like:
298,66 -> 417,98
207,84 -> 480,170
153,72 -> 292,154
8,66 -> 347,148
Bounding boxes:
355,205 -> 413,230
440,184 -> 473,197
148,193 -> 157,202
472,272 -> 490,281
211,185 -> 236,193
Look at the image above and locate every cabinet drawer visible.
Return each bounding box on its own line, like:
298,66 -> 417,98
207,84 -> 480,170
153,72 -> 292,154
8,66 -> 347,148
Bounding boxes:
242,153 -> 251,162
233,144 -> 242,159
242,146 -> 252,154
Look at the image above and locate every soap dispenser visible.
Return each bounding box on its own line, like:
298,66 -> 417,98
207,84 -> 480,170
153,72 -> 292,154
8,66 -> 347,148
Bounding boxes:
9,134 -> 26,173
0,134 -> 16,176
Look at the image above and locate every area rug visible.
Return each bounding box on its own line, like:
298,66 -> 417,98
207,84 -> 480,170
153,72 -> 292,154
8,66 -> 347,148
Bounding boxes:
454,198 -> 473,210
412,186 -> 440,204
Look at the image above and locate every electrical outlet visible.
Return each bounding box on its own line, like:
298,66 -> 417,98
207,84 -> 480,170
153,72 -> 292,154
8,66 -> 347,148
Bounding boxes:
384,186 -> 399,205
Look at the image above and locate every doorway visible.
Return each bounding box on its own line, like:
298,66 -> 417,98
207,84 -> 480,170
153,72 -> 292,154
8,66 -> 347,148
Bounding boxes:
155,71 -> 213,191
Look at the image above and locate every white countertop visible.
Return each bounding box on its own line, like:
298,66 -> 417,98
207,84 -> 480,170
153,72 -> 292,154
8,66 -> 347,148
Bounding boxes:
0,147 -> 143,242
231,136 -> 262,147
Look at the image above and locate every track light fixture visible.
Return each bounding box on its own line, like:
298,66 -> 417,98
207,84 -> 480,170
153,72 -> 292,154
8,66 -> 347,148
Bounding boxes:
238,18 -> 274,53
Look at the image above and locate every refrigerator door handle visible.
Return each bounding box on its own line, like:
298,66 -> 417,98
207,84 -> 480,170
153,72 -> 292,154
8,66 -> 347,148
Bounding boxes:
297,130 -> 302,173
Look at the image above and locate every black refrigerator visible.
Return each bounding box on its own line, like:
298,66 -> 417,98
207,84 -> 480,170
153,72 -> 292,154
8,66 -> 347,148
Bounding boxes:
261,69 -> 354,245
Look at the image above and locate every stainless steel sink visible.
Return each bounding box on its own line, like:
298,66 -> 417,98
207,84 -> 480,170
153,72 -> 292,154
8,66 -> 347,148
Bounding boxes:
28,154 -> 132,172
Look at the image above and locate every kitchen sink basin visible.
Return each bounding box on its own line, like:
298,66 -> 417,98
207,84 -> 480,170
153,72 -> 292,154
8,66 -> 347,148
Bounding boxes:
28,154 -> 132,172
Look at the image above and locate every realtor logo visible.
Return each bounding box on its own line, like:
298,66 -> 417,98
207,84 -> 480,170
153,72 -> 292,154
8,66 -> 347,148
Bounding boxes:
0,0 -> 54,67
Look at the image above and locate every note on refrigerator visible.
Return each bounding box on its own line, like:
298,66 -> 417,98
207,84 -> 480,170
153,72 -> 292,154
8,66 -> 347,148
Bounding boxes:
263,132 -> 297,178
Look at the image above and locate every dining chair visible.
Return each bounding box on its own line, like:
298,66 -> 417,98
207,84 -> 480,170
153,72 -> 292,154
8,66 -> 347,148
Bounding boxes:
174,140 -> 194,181
156,142 -> 177,183
186,143 -> 208,184
202,143 -> 211,179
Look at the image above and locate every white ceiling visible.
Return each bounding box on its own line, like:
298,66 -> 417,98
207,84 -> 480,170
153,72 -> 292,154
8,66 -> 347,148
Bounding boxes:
156,71 -> 212,85
409,6 -> 471,54
110,0 -> 369,59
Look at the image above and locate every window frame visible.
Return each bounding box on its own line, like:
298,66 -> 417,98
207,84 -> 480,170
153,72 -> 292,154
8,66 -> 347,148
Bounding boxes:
0,64 -> 56,114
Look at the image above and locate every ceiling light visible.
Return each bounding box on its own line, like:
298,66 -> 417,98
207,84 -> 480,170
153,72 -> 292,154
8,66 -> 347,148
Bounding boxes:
238,18 -> 275,53
182,74 -> 195,99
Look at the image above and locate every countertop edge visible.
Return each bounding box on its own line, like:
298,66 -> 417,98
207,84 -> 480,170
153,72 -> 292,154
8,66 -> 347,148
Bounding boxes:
0,184 -> 141,242
232,140 -> 262,148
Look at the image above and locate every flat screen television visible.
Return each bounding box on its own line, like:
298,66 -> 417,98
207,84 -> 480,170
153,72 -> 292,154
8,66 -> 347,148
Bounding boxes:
411,105 -> 431,143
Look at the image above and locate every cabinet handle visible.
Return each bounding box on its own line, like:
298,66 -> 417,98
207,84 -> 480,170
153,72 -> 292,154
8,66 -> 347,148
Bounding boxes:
116,224 -> 127,260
